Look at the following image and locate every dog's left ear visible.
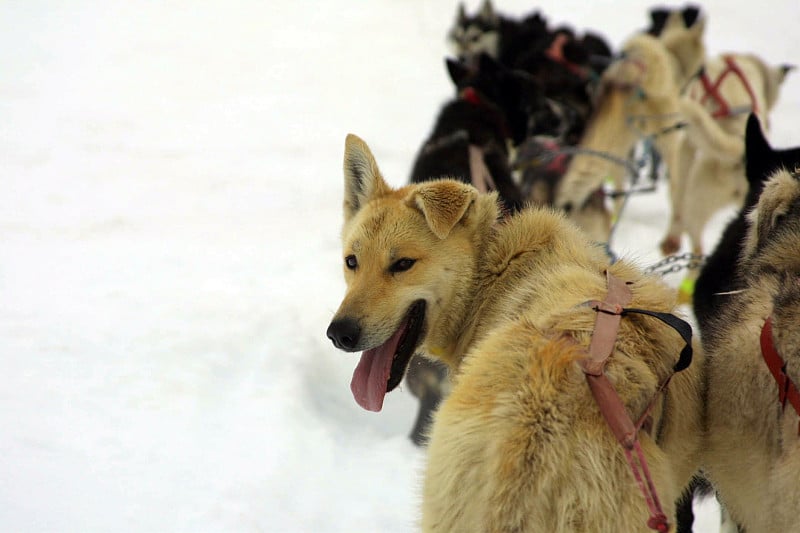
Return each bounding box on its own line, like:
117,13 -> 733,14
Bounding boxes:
408,180 -> 477,239
478,0 -> 497,25
342,134 -> 391,222
681,6 -> 701,29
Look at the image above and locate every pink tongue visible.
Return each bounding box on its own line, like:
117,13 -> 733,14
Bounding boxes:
350,321 -> 407,412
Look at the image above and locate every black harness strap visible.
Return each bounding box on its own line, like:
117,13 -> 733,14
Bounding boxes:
620,308 -> 694,372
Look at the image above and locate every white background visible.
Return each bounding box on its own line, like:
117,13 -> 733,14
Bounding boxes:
2,1 -> 798,531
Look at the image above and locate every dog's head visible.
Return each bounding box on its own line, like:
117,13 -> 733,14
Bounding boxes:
447,54 -> 551,144
743,168 -> 800,271
327,134 -> 499,411
447,0 -> 502,61
651,5 -> 706,85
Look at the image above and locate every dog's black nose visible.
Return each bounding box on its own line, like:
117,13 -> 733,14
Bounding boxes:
327,318 -> 361,351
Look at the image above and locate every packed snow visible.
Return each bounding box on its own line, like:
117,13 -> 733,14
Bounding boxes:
1,1 -> 798,531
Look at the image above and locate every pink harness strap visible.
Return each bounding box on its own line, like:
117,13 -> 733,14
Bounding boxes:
578,272 -> 670,532
699,55 -> 759,119
467,144 -> 495,194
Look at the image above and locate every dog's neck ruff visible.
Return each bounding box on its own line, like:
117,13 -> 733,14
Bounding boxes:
578,271 -> 693,533
697,55 -> 759,119
760,316 -> 800,434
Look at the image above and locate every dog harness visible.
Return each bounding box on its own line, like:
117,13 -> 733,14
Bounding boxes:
760,316 -> 800,434
697,55 -> 759,119
544,33 -> 588,78
578,271 -> 693,532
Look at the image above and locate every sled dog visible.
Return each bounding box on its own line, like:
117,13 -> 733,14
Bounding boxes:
702,166 -> 800,533
660,52 -> 792,259
327,134 -> 705,531
554,8 -> 706,241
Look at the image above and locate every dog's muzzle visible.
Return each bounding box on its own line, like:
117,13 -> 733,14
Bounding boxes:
326,317 -> 361,351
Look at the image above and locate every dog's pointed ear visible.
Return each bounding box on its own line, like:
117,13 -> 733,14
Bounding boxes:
343,134 -> 391,221
647,7 -> 669,36
745,113 -> 769,159
456,2 -> 466,23
479,0 -> 497,24
681,6 -> 700,28
745,114 -> 772,186
408,181 -> 478,239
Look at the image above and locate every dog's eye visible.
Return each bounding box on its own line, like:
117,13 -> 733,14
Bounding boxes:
390,258 -> 416,273
345,255 -> 358,270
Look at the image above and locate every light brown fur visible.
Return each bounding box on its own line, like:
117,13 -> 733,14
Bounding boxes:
331,134 -> 705,532
663,55 -> 791,259
554,28 -> 701,240
703,169 -> 800,532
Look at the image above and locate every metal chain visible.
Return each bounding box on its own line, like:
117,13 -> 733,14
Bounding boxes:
644,253 -> 707,276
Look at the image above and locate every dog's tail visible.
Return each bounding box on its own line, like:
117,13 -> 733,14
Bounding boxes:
678,98 -> 744,162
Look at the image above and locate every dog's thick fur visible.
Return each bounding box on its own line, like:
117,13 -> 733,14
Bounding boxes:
328,134 -> 705,531
702,167 -> 800,532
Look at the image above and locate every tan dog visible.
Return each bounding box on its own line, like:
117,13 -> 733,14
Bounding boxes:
703,168 -> 800,533
661,55 -> 792,259
327,134 -> 705,531
554,19 -> 704,240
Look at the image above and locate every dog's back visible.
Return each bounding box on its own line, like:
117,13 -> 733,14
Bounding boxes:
703,167 -> 800,531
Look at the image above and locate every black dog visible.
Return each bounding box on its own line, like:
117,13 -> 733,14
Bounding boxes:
409,53 -> 551,213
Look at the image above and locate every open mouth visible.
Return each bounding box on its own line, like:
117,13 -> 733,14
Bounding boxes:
350,300 -> 426,412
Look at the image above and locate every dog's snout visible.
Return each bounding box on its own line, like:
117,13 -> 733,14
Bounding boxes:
327,318 -> 361,351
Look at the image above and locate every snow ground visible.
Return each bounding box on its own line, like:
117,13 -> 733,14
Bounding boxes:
1,1 -> 799,531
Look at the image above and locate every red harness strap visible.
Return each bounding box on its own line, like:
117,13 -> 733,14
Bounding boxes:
579,272 -> 669,532
699,55 -> 759,119
545,33 -> 587,78
760,316 -> 800,434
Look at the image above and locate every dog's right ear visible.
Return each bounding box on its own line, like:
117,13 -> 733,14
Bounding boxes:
744,113 -> 779,190
647,7 -> 669,36
456,2 -> 466,24
343,134 -> 391,222
408,180 -> 478,239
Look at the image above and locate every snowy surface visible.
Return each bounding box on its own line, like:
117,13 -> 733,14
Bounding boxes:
1,1 -> 798,531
